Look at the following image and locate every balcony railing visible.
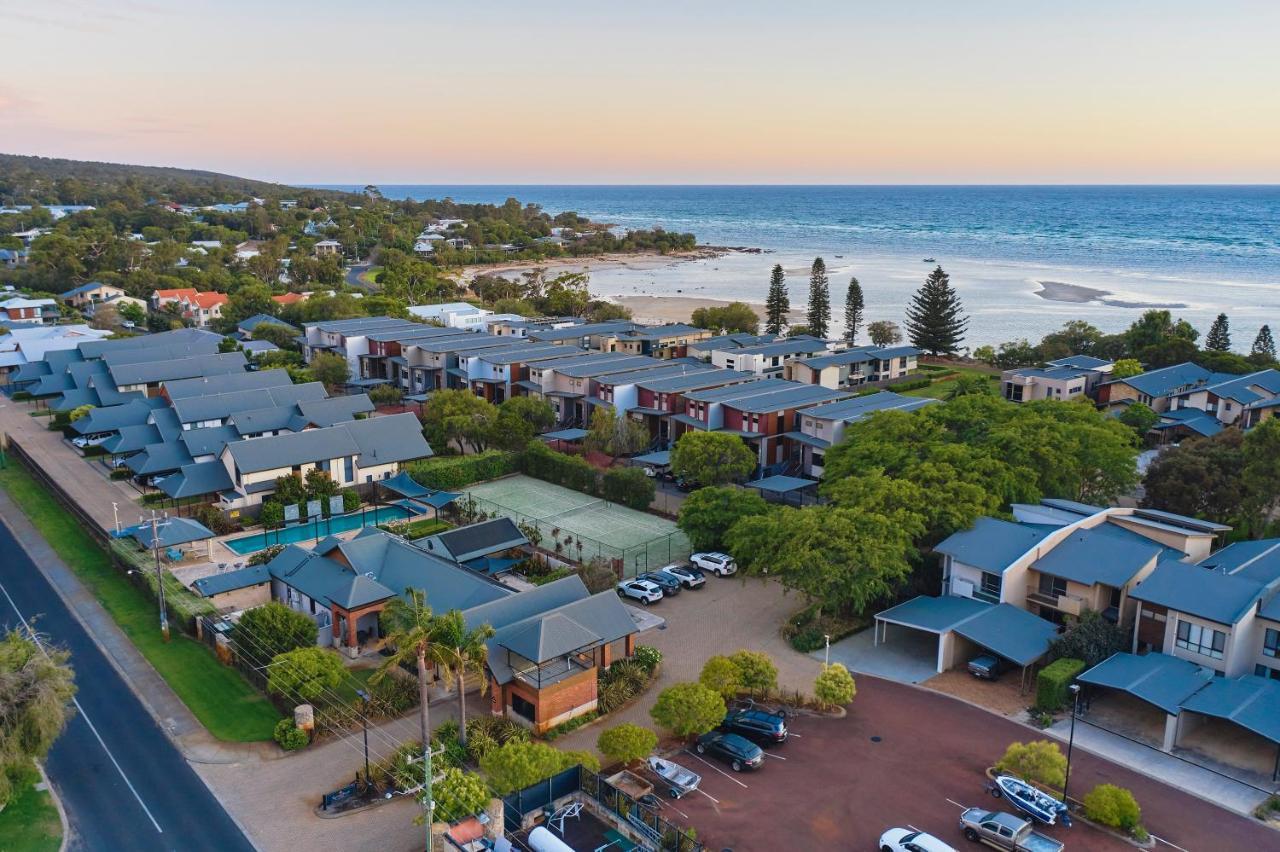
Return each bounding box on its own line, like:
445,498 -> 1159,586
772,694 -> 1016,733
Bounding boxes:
1027,589 -> 1086,616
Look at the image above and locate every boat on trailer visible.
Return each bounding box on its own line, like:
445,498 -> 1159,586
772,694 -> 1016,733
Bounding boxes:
989,774 -> 1072,826
646,756 -> 700,799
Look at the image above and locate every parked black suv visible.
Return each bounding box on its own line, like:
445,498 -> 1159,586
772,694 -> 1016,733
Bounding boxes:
719,707 -> 788,745
637,571 -> 681,596
694,731 -> 764,772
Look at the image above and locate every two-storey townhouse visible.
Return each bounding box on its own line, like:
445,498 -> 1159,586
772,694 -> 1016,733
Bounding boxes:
60,282 -> 126,310
408,301 -> 493,330
1096,362 -> 1222,413
219,412 -> 431,508
587,361 -> 714,419
787,392 -> 938,476
613,323 -> 713,359
685,333 -> 780,362
537,354 -> 658,425
360,326 -> 473,384
464,342 -> 574,403
1168,369 -> 1280,426
302,317 -> 423,372
628,368 -> 758,444
789,345 -> 923,389
709,336 -> 834,377
527,320 -> 641,350
0,296 -> 58,325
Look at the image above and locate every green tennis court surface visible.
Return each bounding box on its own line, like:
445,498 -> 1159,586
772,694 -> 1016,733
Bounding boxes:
464,475 -> 691,575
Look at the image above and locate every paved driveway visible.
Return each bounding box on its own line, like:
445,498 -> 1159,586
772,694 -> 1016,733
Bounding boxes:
816,623 -> 940,684
660,676 -> 1277,852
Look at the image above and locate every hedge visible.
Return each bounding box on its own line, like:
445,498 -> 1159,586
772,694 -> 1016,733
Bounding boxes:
602,466 -> 654,510
1036,657 -> 1085,712
405,450 -> 517,490
518,442 -> 601,496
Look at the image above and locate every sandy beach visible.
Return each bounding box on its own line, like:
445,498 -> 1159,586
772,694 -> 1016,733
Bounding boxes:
456,247 -> 733,284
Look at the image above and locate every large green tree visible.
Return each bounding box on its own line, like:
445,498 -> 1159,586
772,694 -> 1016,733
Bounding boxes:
1141,429 -> 1250,527
843,277 -> 864,343
649,682 -> 726,738
1252,325 -> 1277,361
670,431 -> 757,485
764,264 -> 789,335
691,302 -> 759,335
1205,313 -> 1231,352
867,320 -> 902,347
904,265 -> 968,355
726,505 -> 917,616
1242,418 -> 1280,534
676,485 -> 770,550
430,610 -> 495,749
806,257 -> 831,339
308,352 -> 350,391
479,740 -> 599,796
266,647 -> 346,702
585,406 -> 650,458
0,630 -> 76,808
420,389 -> 499,454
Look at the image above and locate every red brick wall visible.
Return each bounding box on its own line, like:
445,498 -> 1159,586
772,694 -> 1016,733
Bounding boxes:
536,667 -> 598,730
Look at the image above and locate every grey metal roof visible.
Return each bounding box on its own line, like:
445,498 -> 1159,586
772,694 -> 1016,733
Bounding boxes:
158,461 -> 234,498
1131,508 -> 1233,535
180,425 -> 239,458
799,391 -> 938,423
934,517 -> 1056,574
1048,355 -> 1112,370
1105,362 -> 1213,399
238,313 -> 298,333
226,413 -> 431,473
952,603 -> 1058,666
125,441 -> 193,475
107,351 -> 247,387
745,475 -> 818,493
622,323 -> 706,341
876,595 -> 990,633
1039,498 -> 1105,517
541,428 -> 589,442
1078,652 -> 1213,714
126,517 -> 215,548
555,355 -> 658,379
423,517 -> 528,564
501,613 -> 600,662
1180,675 -> 1280,744
1032,526 -> 1162,588
102,423 -> 162,454
163,368 -> 295,400
294,394 -> 375,428
725,338 -> 829,359
683,377 -> 793,404
781,430 -> 831,449
1130,559 -> 1270,625
593,362 -> 712,387
528,321 -> 638,342
635,369 -> 756,394
632,450 -> 671,466
171,382 -> 327,424
193,564 -> 271,597
72,398 -> 165,435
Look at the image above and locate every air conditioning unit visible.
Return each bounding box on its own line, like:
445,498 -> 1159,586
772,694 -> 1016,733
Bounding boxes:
953,578 -> 975,599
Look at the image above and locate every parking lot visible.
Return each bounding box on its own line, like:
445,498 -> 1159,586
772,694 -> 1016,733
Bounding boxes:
635,677 -> 1277,852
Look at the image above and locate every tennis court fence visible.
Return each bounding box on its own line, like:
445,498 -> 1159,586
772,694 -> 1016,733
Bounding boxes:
456,492 -> 692,578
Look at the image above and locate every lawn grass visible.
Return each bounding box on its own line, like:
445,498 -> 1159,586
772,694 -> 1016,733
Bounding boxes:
0,763 -> 61,852
0,464 -> 280,742
332,666 -> 380,705
900,365 -> 1000,400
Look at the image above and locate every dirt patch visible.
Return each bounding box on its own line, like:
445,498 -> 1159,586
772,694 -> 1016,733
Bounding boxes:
925,669 -> 1031,717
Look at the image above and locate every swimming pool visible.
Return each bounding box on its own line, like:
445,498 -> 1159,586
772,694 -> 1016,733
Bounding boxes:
223,506 -> 415,555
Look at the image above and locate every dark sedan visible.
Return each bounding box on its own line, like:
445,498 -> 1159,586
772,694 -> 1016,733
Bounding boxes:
638,571 -> 681,596
694,731 -> 764,772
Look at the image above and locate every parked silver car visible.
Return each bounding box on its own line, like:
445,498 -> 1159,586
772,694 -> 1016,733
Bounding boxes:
690,552 -> 737,576
616,579 -> 663,605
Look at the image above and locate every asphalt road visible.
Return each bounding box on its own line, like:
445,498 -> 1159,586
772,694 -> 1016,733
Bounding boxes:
0,521 -> 256,852
345,263 -> 372,289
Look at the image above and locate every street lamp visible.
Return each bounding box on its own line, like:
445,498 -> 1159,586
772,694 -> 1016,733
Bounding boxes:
823,634 -> 831,668
112,502 -> 120,536
355,689 -> 372,792
1062,683 -> 1081,819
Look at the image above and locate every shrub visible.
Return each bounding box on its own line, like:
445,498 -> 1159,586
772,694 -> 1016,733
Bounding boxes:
1036,658 -> 1085,712
194,503 -> 235,535
889,377 -> 933,392
109,468 -> 132,480
699,655 -> 741,700
597,723 -> 658,766
480,740 -> 599,796
649,682 -> 726,738
542,710 -> 599,740
1083,784 -> 1141,831
259,500 -> 285,528
341,488 -> 360,512
433,767 -> 491,822
405,450 -> 517,491
729,650 -> 777,697
996,740 -> 1067,790
814,663 -> 856,707
273,718 -> 309,751
369,671 -> 420,716
247,544 -> 285,566
632,645 -> 662,675
602,466 -> 655,510
233,601 -> 317,661
265,647 -> 346,702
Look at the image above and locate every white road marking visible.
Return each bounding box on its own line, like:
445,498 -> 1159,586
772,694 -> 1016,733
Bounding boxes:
0,579 -> 165,835
945,798 -> 968,810
1150,836 -> 1190,852
763,751 -> 787,760
684,749 -> 750,788
695,788 -> 721,805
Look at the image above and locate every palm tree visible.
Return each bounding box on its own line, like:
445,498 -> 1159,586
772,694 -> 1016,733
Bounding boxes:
375,588 -> 447,822
433,610 -> 496,748
945,374 -> 994,400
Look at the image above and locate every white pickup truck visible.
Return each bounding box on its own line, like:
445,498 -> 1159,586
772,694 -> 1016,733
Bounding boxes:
959,808 -> 1064,852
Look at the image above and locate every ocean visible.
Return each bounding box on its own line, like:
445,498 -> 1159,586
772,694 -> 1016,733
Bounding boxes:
315,185 -> 1280,348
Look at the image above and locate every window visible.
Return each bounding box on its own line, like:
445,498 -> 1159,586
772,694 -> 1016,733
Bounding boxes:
1264,628 -> 1279,659
1038,574 -> 1067,598
510,693 -> 536,722
979,572 -> 1002,601
343,456 -> 354,482
1256,664 -> 1280,681
1175,620 -> 1226,659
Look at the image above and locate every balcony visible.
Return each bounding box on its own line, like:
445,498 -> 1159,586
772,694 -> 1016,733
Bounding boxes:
1027,589 -> 1086,616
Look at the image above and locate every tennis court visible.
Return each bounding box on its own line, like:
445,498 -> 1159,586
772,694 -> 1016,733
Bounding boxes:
464,475 -> 691,576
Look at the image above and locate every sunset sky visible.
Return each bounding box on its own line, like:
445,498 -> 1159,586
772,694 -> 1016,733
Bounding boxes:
3,1 -> 1278,184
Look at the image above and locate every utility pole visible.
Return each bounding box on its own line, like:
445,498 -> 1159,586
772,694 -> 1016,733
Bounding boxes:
1062,683 -> 1081,817
151,511 -> 169,642
112,502 -> 120,536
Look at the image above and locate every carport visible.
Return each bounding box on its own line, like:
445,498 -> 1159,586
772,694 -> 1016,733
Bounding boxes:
1076,652 -> 1212,751
1178,674 -> 1280,781
873,596 -> 1058,687
744,474 -> 819,506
